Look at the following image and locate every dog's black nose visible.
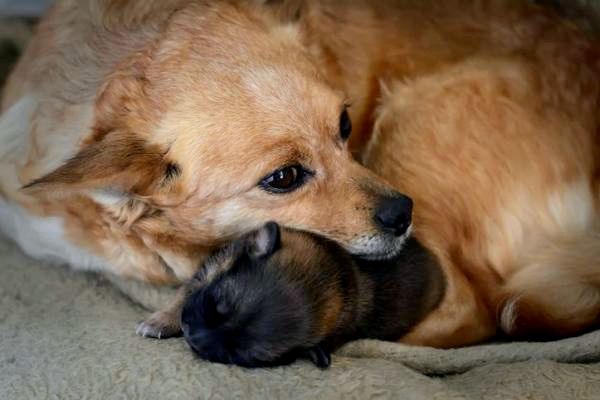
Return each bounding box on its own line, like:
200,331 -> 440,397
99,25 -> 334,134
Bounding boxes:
373,193 -> 413,236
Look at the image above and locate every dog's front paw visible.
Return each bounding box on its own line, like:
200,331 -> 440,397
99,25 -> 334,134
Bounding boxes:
135,311 -> 182,339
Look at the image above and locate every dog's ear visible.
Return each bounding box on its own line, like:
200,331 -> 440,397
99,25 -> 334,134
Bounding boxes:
247,222 -> 281,259
22,42 -> 177,201
21,133 -> 172,198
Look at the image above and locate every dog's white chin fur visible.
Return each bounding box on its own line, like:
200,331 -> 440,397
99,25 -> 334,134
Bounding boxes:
349,225 -> 413,261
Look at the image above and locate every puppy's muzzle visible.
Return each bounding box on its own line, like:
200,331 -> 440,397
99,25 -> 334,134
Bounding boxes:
180,273 -> 316,368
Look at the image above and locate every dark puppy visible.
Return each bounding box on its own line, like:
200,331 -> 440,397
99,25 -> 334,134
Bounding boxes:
162,222 -> 444,368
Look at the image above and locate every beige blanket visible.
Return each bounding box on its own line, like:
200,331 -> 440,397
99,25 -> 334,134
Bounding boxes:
2,237 -> 600,400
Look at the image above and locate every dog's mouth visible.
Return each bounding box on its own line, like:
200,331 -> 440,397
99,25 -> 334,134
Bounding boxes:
353,225 -> 413,261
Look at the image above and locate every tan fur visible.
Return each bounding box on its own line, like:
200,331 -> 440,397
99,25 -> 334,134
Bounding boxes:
362,7 -> 600,345
1,0 -> 409,285
2,0 -> 600,346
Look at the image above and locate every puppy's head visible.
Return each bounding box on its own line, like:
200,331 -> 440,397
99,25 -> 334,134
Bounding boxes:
181,222 -> 349,368
23,2 -> 412,260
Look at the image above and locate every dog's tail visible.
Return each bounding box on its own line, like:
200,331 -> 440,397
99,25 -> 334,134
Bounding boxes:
499,225 -> 600,339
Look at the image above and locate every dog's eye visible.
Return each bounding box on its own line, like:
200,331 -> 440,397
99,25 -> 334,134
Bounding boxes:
340,108 -> 352,141
260,165 -> 308,193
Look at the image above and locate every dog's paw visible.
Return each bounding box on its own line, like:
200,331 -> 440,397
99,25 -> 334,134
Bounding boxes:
135,311 -> 182,339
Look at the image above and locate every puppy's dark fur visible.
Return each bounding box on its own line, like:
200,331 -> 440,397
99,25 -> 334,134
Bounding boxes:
177,223 -> 445,368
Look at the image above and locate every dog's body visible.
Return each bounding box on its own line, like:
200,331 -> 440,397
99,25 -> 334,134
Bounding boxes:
2,0 -> 600,347
360,3 -> 600,345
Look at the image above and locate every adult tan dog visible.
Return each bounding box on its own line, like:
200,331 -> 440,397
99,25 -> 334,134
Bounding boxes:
1,0 -> 599,348
0,1 -> 413,284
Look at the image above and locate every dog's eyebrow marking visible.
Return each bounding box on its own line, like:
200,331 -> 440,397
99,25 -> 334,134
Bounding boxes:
164,163 -> 181,181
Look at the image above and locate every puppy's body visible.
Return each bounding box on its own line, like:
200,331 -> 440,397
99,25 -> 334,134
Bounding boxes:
2,0 -> 600,347
331,239 -> 445,347
177,223 -> 444,368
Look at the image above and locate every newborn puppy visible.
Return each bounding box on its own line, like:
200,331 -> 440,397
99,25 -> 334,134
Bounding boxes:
177,222 -> 445,368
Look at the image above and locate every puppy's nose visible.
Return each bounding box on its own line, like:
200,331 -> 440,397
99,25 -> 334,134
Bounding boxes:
181,291 -> 231,359
373,193 -> 413,236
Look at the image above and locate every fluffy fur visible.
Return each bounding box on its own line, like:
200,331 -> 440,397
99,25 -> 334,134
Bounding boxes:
361,5 -> 600,345
0,0 -> 413,285
2,0 -> 600,347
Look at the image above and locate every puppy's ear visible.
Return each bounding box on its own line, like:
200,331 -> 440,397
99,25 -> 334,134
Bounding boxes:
248,222 -> 281,259
22,42 -> 177,201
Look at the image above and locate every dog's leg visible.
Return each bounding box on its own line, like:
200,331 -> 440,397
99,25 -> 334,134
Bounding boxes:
136,285 -> 192,339
400,259 -> 496,348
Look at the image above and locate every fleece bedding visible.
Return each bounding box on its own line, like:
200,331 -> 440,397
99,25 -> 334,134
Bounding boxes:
2,1 -> 600,399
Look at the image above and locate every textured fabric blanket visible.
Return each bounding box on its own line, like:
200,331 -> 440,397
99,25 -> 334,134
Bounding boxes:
2,237 -> 600,400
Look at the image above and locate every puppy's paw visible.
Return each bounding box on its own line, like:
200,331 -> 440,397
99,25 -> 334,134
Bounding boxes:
135,311 -> 182,339
302,344 -> 332,369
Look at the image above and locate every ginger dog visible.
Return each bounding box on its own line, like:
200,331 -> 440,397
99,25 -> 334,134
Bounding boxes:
0,0 -> 412,287
139,0 -> 600,348
2,0 -> 600,348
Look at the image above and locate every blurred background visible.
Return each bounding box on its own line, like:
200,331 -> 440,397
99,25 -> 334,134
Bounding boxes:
0,0 -> 52,87
0,0 -> 51,16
